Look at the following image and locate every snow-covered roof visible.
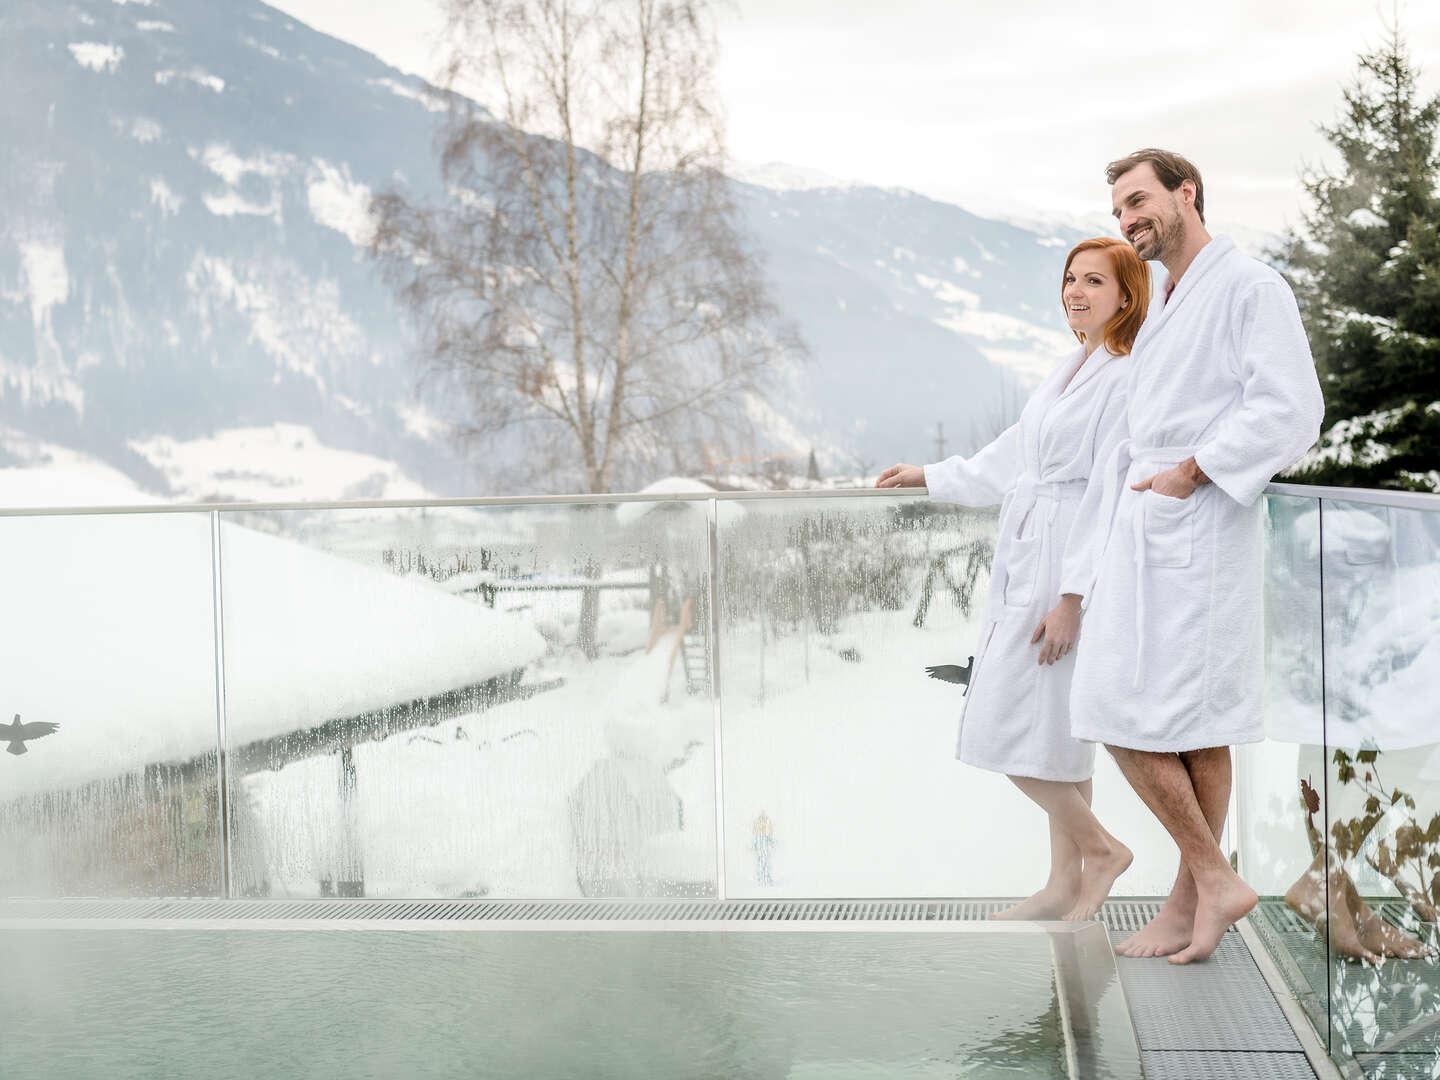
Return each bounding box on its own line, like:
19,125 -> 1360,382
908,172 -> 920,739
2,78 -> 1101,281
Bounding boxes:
0,517 -> 545,799
614,477 -> 722,527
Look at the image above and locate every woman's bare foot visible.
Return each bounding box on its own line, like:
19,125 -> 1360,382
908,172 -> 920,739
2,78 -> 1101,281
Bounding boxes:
1170,874 -> 1257,965
1283,858 -> 1327,923
991,881 -> 1079,920
1063,842 -> 1133,921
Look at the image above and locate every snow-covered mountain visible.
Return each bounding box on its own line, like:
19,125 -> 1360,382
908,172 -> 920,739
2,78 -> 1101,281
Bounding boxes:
0,0 -> 1097,502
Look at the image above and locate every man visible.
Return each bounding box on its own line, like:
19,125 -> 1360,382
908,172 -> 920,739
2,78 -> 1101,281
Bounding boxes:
1069,149 -> 1324,964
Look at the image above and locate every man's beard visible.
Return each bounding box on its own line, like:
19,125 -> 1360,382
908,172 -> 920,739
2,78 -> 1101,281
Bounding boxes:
1132,206 -> 1185,262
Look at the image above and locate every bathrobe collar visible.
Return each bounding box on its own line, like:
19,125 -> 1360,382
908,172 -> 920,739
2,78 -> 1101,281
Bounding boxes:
1064,342 -> 1125,400
1137,235 -> 1237,348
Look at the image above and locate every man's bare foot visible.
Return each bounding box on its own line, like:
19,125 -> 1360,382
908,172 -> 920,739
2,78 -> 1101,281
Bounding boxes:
1116,901 -> 1194,958
991,881 -> 1078,921
1286,870 -> 1379,963
1283,861 -> 1427,961
1064,843 -> 1133,921
1170,875 -> 1257,965
1357,908 -> 1432,960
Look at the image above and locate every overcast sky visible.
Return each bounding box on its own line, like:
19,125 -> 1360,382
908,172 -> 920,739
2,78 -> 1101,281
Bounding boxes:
269,0 -> 1440,236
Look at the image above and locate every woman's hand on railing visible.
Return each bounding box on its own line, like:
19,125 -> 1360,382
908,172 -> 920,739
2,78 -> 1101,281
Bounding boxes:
876,464 -> 926,488
1031,594 -> 1082,665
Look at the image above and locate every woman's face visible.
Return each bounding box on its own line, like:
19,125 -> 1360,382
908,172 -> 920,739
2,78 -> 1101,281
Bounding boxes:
1062,249 -> 1126,344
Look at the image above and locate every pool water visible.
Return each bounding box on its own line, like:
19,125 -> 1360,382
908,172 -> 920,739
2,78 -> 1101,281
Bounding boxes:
0,925 -> 1140,1079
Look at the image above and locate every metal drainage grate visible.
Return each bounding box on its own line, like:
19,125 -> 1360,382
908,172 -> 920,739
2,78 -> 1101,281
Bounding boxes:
1140,1050 -> 1319,1079
0,897 -> 1047,922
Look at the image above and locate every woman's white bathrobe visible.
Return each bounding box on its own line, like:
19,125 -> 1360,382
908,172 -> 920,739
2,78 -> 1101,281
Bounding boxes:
1069,237 -> 1324,752
924,345 -> 1131,782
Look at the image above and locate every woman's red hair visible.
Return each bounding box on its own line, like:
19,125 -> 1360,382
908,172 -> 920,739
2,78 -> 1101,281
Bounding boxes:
1061,237 -> 1150,356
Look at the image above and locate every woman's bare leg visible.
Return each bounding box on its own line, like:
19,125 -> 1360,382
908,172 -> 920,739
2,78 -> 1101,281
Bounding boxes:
991,778 -> 1083,920
1004,776 -> 1133,921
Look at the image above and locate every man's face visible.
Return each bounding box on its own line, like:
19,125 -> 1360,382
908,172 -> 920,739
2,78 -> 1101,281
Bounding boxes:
1111,162 -> 1187,262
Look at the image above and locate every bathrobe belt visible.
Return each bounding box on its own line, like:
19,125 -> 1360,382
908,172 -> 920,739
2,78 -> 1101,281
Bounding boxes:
992,475 -> 1087,611
1128,444 -> 1203,691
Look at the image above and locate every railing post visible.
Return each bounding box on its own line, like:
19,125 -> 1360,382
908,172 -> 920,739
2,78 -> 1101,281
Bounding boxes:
209,510 -> 233,900
1316,497 -> 1333,1056
708,497 -> 727,901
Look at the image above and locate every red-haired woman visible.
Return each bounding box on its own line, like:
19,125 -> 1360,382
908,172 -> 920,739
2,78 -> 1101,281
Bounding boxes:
878,237 -> 1149,920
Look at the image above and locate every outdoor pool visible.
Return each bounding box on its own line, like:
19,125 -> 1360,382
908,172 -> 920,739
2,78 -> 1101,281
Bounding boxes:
0,921 -> 1141,1079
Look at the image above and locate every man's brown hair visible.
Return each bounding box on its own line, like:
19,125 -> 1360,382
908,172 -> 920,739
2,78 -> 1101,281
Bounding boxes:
1105,149 -> 1205,224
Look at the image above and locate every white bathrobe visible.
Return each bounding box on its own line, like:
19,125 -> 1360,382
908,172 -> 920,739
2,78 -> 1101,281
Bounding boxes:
924,345 -> 1130,782
1069,237 -> 1324,752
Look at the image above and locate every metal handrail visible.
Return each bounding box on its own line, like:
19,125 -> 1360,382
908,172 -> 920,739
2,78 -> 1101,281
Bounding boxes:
0,479 -> 1437,518
0,486 -> 928,517
1264,481 -> 1440,512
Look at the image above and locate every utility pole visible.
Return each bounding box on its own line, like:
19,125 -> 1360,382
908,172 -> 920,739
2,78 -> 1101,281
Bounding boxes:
935,422 -> 946,462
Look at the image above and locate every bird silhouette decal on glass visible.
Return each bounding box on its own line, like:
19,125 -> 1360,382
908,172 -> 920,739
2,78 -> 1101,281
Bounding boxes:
925,657 -> 974,694
3,714 -> 59,756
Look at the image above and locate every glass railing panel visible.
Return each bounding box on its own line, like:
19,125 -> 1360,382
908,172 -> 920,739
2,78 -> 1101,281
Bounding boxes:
217,501 -> 716,899
714,494 -> 1179,899
1320,498 -> 1440,1073
0,512 -> 222,898
1239,492 -> 1330,1038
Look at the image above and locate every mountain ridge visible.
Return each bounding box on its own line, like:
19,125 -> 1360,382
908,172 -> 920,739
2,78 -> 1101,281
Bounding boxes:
1,0 -> 1100,502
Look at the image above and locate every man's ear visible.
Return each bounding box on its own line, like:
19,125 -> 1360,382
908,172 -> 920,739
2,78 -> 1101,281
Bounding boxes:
1180,178 -> 1197,208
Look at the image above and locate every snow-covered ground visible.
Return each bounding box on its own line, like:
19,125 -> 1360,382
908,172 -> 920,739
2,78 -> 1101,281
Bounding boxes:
0,513 -> 544,802
131,423 -> 431,502
216,498 -> 1185,900
4,489 -> 1437,906
0,432 -> 160,507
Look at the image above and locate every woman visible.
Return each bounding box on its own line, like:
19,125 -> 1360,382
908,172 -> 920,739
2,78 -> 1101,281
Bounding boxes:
877,237 -> 1149,920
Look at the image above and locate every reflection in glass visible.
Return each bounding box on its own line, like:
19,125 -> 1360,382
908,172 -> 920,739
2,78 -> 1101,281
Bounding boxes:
1240,493 -> 1329,1034
1319,500 -> 1440,1071
219,501 -> 716,899
0,513 -> 222,898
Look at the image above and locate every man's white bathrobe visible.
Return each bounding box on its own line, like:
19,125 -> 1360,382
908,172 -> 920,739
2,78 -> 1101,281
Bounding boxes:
1069,237 -> 1324,752
924,345 -> 1130,782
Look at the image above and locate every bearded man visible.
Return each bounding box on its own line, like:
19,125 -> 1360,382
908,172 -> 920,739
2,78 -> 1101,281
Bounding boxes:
1069,149 -> 1324,964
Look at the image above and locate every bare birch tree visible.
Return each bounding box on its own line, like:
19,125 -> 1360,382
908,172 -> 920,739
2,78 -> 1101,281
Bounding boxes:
371,0 -> 801,495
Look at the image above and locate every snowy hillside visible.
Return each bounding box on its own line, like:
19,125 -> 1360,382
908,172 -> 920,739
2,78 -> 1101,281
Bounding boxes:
0,0 -> 463,499
1,0 -> 1101,503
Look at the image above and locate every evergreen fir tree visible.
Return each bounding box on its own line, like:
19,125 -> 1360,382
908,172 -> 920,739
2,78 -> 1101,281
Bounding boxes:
1278,23 -> 1440,490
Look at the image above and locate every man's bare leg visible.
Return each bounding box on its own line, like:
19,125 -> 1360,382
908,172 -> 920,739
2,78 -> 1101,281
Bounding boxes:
1108,745 -> 1255,964
1114,747 -> 1228,957
1005,777 -> 1133,921
991,781 -> 1083,920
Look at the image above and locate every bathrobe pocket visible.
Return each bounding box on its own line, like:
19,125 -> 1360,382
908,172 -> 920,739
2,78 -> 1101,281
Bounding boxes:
1141,491 -> 1198,568
1003,532 -> 1042,607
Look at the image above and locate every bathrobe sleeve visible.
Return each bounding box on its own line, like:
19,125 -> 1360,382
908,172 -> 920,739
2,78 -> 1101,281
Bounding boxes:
1058,380 -> 1130,607
1192,280 -> 1325,506
922,422 -> 1022,507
